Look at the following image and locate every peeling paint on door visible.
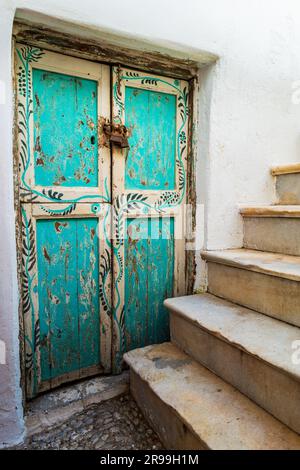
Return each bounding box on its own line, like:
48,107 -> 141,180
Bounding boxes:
33,69 -> 98,187
125,88 -> 176,190
37,218 -> 100,382
125,217 -> 174,351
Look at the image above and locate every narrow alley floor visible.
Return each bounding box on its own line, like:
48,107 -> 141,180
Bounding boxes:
15,394 -> 164,450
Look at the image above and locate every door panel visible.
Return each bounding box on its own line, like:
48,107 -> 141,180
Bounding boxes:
37,217 -> 100,383
16,44 -> 110,203
124,87 -> 176,190
16,44 -> 112,399
33,69 -> 99,188
124,217 -> 174,351
112,67 -> 189,372
21,203 -> 111,398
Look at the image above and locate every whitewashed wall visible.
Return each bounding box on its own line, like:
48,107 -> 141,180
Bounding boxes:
1,0 -> 300,446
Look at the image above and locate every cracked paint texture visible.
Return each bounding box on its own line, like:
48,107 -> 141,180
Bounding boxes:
124,87 -> 176,190
33,69 -> 98,187
36,218 -> 100,382
124,217 -> 174,351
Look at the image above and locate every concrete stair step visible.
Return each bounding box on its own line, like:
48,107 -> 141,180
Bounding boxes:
124,342 -> 300,450
201,248 -> 300,327
240,205 -> 300,255
272,163 -> 300,205
165,293 -> 300,434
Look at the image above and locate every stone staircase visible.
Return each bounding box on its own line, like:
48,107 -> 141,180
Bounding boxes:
124,163 -> 300,450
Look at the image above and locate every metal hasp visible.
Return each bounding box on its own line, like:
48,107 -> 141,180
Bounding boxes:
102,120 -> 130,149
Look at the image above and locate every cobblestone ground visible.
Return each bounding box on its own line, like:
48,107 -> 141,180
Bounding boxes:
18,394 -> 164,450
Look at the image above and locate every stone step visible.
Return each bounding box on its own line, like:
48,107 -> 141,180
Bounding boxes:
124,343 -> 300,450
272,163 -> 300,205
240,205 -> 300,255
165,293 -> 300,434
201,248 -> 300,327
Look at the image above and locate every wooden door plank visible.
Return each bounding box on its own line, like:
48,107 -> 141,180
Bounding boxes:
37,218 -> 79,381
147,217 -> 174,343
125,217 -> 149,351
77,218 -> 100,371
124,217 -> 174,352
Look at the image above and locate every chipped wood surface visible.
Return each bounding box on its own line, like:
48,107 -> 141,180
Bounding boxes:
13,21 -> 205,80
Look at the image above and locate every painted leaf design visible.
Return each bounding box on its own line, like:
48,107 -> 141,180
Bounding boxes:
40,203 -> 77,216
99,248 -> 111,312
141,78 -> 158,86
125,71 -> 140,77
21,216 -> 36,315
20,187 -> 39,201
34,319 -> 40,352
42,189 -> 64,200
22,217 -> 36,271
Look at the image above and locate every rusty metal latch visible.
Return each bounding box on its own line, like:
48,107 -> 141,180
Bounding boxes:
99,118 -> 130,149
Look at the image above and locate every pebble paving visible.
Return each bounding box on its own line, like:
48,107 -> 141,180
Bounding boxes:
17,394 -> 163,450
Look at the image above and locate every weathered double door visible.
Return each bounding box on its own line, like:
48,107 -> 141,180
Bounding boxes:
16,44 -> 189,398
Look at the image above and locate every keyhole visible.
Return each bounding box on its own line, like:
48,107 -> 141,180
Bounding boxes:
91,135 -> 95,145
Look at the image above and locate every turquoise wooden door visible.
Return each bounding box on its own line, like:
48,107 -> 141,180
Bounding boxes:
16,45 -> 111,398
112,67 -> 189,371
16,46 -> 189,396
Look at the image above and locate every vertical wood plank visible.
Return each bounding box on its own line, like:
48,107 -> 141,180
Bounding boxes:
77,218 -> 100,370
125,218 -> 149,351
124,217 -> 174,351
147,217 -> 174,343
37,219 -> 79,381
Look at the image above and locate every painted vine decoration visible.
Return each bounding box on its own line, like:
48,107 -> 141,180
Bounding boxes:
99,248 -> 111,313
16,45 -> 110,216
112,68 -> 189,368
21,208 -> 39,395
40,202 -> 77,216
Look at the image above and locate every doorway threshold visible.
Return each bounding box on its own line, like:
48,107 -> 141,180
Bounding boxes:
25,372 -> 129,438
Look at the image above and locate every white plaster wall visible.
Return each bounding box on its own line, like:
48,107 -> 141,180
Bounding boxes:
1,0 -> 300,444
0,1 -> 24,448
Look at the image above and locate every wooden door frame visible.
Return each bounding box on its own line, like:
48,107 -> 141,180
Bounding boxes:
12,23 -> 199,403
